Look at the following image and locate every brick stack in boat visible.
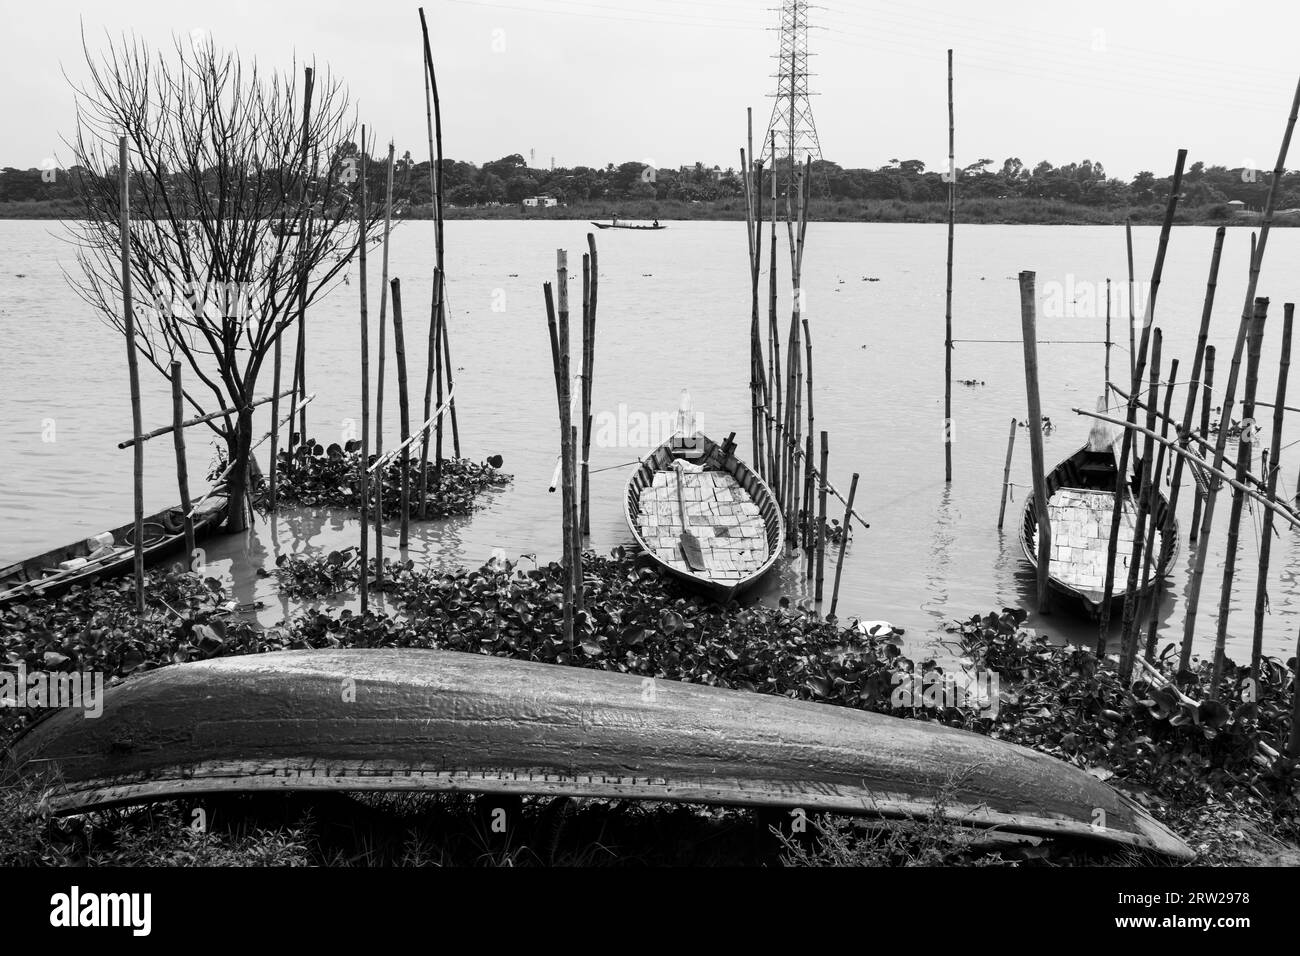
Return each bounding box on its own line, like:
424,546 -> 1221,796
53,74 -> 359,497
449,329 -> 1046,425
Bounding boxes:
636,470 -> 768,579
1039,487 -> 1159,596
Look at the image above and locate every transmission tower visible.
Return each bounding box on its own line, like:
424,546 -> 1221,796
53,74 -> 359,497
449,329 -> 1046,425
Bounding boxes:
762,0 -> 823,180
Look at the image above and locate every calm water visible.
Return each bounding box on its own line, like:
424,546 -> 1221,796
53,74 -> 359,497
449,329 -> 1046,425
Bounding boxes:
4,218 -> 1300,664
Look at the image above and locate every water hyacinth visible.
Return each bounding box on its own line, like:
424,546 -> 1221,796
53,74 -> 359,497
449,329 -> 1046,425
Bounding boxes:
264,438 -> 511,519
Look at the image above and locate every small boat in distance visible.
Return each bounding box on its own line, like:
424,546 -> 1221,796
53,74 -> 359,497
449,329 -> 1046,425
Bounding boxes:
0,495 -> 228,606
625,395 -> 782,602
1020,402 -> 1177,619
591,217 -> 666,231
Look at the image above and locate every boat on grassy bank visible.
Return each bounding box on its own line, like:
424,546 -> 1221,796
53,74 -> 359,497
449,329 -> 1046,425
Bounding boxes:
625,430 -> 782,602
6,646 -> 1192,859
0,495 -> 227,606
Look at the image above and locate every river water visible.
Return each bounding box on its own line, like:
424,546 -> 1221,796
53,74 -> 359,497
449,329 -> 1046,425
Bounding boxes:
4,218 -> 1300,664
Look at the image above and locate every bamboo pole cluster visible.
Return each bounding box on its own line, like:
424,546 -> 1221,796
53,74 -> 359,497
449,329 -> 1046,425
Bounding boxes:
542,240 -> 599,648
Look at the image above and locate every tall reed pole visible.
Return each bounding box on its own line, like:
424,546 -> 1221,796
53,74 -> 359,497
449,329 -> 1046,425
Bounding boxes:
1118,330 -> 1162,679
168,361 -> 195,566
1212,298 -> 1268,698
1097,151 -> 1187,656
1182,74 -> 1300,671
1104,278 -> 1112,394
1190,346 -> 1216,543
944,48 -> 955,483
815,430 -> 829,603
269,330 -> 283,509
390,278 -> 412,549
357,127 -> 372,614
580,232 -> 599,534
1125,219 -> 1136,383
768,130 -> 782,493
1253,303 -> 1293,683
119,136 -> 145,615
544,269 -> 576,648
374,143 -> 395,588
1018,271 -> 1050,614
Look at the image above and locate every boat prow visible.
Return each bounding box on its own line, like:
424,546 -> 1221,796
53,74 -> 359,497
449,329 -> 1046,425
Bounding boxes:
5,648 -> 1192,859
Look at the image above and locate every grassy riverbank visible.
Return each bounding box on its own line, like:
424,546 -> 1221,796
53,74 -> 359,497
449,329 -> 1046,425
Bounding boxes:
2,197 -> 1289,226
3,554 -> 1298,866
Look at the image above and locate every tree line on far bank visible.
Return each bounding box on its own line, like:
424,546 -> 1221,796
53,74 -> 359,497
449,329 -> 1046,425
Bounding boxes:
4,150 -> 1297,214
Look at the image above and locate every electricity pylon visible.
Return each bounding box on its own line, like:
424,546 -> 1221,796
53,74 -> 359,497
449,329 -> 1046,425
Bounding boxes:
762,0 -> 823,183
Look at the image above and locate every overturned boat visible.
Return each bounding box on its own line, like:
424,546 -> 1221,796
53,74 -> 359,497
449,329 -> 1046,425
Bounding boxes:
6,647 -> 1191,859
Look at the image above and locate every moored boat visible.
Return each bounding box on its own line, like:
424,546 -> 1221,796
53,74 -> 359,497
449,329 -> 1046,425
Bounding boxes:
1020,410 -> 1177,619
625,420 -> 782,603
591,219 -> 666,231
0,494 -> 228,606
4,646 -> 1192,858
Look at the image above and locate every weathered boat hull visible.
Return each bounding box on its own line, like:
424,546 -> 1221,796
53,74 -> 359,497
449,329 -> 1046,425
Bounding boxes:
625,433 -> 783,602
1021,444 -> 1177,620
6,648 -> 1191,859
0,495 -> 228,606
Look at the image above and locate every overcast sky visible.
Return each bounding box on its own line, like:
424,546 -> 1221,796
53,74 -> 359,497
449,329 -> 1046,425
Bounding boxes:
4,0 -> 1299,179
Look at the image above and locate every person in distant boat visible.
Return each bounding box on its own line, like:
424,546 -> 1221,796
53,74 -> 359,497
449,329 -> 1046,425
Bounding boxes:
653,219 -> 659,227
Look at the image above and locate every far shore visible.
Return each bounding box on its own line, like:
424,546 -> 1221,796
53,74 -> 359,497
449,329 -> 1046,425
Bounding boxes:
0,197 -> 1287,227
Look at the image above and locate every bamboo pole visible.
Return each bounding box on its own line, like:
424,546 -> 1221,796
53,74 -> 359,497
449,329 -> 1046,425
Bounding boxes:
1253,303 -> 1292,683
996,418 -> 1017,530
1138,357 -> 1178,664
803,434 -> 815,572
743,110 -> 763,483
294,66 -> 316,452
417,265 -> 442,516
1018,271 -> 1050,614
1104,278 -> 1112,394
555,252 -> 582,615
1290,627 -> 1300,757
375,143 -> 395,589
1191,346 -> 1216,542
815,430 -> 829,603
368,386 -> 458,473
828,473 -> 859,621
583,231 -> 599,532
1097,151 -> 1187,655
1118,329 -> 1163,679
358,127 -> 371,614
1212,298 -> 1268,698
117,390 -> 292,449
1125,219 -> 1136,383
580,253 -> 593,535
390,278 -> 412,549
767,130 -> 782,490
1184,75 -> 1300,669
269,332 -> 283,508
544,278 -> 575,649
119,136 -> 144,615
944,47 -> 955,484
168,361 -> 195,567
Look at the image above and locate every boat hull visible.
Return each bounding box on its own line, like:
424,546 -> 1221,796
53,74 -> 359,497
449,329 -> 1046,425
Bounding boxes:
1021,446 -> 1178,620
5,647 -> 1191,859
0,495 -> 228,606
625,433 -> 783,602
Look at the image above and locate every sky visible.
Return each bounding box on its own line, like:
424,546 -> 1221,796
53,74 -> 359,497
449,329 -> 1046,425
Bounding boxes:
3,0 -> 1299,180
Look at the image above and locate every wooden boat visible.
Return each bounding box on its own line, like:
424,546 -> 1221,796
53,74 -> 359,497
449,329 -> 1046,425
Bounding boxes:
0,494 -> 227,606
4,647 -> 1191,858
625,429 -> 782,602
1020,411 -> 1177,619
591,220 -> 666,231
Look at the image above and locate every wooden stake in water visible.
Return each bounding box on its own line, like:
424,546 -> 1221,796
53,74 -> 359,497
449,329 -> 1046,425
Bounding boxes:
1253,303 -> 1292,683
580,232 -> 599,535
1104,278 -> 1112,394
1138,357 -> 1178,663
544,278 -> 575,649
1018,271 -> 1051,614
390,278 -> 413,549
1118,329 -> 1163,679
1125,218 -> 1136,384
1190,346 -> 1216,543
169,361 -> 196,566
767,130 -> 782,490
997,418 -> 1017,530
269,328 -> 283,509
1213,297 -> 1269,698
293,67 -> 315,452
358,127 -> 372,614
374,143 -> 396,588
815,430 -> 829,603
1184,76 -> 1300,671
119,136 -> 145,615
828,473 -> 859,621
944,48 -> 955,484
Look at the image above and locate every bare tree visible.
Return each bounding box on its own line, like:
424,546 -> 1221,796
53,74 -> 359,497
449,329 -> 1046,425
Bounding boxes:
65,31 -> 381,531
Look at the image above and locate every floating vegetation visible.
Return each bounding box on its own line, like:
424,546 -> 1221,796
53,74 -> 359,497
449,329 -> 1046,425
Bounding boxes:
269,548 -> 360,598
268,438 -> 511,519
